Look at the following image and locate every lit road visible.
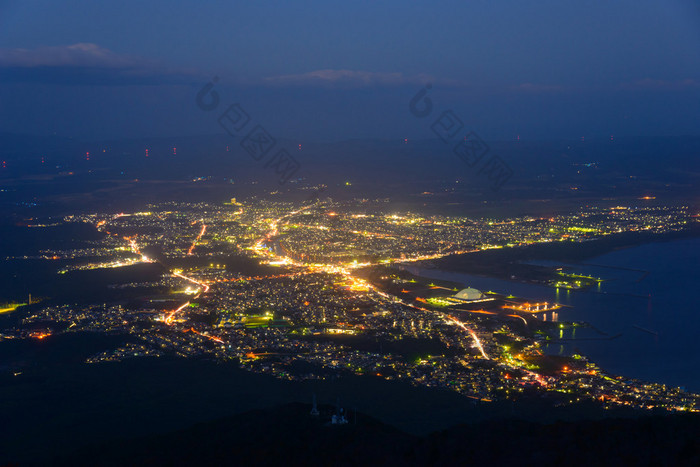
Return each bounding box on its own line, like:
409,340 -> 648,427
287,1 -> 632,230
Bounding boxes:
187,222 -> 206,255
173,271 -> 210,295
165,301 -> 190,325
250,204 -> 492,360
163,271 -> 211,326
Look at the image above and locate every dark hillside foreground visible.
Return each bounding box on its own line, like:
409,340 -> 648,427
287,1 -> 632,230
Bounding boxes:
48,403 -> 700,466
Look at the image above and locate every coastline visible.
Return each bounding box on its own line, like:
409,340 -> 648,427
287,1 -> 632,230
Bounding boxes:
404,236 -> 700,393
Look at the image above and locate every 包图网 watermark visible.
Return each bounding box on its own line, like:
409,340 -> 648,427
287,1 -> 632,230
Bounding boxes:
409,84 -> 512,191
196,77 -> 301,185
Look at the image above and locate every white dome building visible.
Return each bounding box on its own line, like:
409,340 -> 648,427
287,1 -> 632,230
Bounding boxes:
453,287 -> 484,301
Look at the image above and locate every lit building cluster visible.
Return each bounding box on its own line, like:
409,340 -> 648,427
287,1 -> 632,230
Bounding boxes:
3,200 -> 698,412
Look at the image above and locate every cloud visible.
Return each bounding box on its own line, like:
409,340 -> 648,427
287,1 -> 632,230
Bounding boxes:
0,43 -> 199,85
0,43 -> 141,68
263,69 -> 434,87
511,82 -> 565,93
621,78 -> 700,90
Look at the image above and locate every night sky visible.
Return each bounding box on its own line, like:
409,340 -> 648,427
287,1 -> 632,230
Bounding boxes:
1,0 -> 699,141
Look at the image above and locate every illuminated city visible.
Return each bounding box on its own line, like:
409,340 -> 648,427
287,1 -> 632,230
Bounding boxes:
3,2 -> 700,462
4,200 -> 698,413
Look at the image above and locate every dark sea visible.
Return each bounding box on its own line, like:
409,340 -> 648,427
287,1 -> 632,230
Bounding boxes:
405,237 -> 700,393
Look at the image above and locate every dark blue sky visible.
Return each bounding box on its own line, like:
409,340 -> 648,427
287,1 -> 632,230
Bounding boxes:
1,0 -> 699,141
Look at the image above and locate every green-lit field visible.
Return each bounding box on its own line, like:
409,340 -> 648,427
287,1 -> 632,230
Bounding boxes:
0,303 -> 24,314
243,316 -> 273,328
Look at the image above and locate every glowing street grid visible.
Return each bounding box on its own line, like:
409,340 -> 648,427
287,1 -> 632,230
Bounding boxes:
6,200 -> 698,411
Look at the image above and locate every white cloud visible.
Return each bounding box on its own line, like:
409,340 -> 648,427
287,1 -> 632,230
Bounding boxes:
263,69 -> 433,87
511,82 -> 565,93
0,43 -> 198,85
0,43 -> 144,68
